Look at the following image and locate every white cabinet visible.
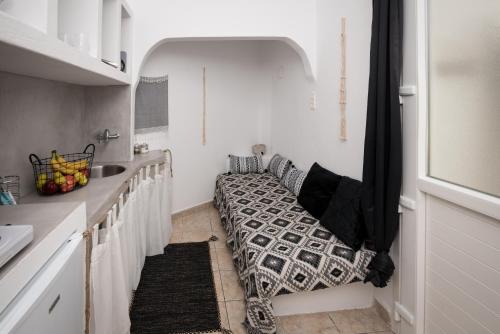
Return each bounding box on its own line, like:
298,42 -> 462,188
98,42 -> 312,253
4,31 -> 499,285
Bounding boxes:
0,0 -> 56,35
0,0 -> 133,85
0,235 -> 84,334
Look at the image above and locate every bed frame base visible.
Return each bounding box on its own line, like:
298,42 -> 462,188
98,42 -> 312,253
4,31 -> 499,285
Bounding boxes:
271,282 -> 374,316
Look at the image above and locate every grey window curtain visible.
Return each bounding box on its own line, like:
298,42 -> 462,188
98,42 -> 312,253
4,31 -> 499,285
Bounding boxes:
135,75 -> 168,130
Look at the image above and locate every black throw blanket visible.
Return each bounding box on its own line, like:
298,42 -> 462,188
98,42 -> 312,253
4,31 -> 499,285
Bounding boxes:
362,0 -> 403,288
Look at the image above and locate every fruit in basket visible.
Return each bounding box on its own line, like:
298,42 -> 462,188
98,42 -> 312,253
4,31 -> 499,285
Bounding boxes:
60,176 -> 75,193
74,171 -> 88,186
56,153 -> 88,170
82,168 -> 90,178
42,180 -> 58,195
60,183 -> 70,193
50,150 -> 77,175
65,175 -> 75,187
79,176 -> 88,186
36,173 -> 48,190
53,171 -> 66,185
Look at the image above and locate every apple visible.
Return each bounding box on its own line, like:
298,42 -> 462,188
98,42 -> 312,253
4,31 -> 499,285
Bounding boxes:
62,175 -> 75,192
81,169 -> 90,178
65,175 -> 75,186
42,180 -> 58,195
60,183 -> 72,193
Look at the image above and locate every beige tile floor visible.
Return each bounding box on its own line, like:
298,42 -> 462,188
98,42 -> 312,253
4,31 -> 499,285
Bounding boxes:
171,205 -> 393,334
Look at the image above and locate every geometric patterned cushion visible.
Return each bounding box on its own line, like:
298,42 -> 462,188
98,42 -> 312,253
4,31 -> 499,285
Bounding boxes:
267,154 -> 292,180
229,154 -> 264,174
281,166 -> 306,196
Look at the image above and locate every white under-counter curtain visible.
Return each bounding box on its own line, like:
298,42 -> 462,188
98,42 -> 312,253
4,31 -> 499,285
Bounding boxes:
90,161 -> 173,333
145,164 -> 172,255
135,172 -> 147,271
159,163 -> 173,246
122,177 -> 140,291
91,211 -> 130,334
145,165 -> 165,255
115,198 -> 131,301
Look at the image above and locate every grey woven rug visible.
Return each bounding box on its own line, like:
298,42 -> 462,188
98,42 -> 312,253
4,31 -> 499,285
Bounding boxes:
130,242 -> 223,334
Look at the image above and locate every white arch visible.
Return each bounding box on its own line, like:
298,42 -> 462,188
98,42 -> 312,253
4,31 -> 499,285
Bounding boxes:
132,36 -> 315,90
129,37 -> 315,157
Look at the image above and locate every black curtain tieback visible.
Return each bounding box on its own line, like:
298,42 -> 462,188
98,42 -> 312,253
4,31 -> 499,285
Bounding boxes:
363,251 -> 395,288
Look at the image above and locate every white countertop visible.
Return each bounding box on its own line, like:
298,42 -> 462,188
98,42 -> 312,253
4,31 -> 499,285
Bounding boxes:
0,202 -> 86,313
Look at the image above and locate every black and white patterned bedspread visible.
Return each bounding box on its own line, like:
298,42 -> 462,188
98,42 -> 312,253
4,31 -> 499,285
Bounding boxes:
214,173 -> 375,334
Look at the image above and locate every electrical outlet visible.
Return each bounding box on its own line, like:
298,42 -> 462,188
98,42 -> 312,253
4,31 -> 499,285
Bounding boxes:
277,65 -> 285,79
309,91 -> 317,111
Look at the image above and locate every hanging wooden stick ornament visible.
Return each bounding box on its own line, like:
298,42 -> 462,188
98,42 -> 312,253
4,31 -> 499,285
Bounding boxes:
202,65 -> 207,145
339,17 -> 347,141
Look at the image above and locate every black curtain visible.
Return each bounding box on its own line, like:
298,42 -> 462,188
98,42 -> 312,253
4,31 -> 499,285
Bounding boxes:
362,0 -> 403,288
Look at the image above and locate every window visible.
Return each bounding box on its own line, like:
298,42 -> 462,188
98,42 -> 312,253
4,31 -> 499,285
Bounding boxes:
428,0 -> 500,197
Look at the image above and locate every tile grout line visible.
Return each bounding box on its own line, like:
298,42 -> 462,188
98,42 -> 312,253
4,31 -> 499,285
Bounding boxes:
213,246 -> 232,331
211,213 -> 236,332
327,312 -> 342,333
209,208 -> 241,331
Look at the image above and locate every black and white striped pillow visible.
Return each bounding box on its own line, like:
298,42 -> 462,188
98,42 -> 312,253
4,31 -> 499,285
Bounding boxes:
268,154 -> 292,180
281,166 -> 307,196
229,155 -> 264,174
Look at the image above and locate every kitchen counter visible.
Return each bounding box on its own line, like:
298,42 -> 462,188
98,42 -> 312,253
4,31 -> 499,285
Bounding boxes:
22,150 -> 167,228
0,202 -> 84,280
0,202 -> 86,313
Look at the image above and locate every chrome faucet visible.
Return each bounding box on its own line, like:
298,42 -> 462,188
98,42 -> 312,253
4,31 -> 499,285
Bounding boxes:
97,129 -> 120,143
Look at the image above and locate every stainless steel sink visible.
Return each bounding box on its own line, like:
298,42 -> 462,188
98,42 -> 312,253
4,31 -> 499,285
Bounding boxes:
90,165 -> 126,178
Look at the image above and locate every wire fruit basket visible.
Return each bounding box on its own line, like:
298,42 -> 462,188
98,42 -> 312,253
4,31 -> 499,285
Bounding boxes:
29,144 -> 95,195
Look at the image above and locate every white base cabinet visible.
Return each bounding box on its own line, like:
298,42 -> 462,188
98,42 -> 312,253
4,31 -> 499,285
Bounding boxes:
0,235 -> 84,334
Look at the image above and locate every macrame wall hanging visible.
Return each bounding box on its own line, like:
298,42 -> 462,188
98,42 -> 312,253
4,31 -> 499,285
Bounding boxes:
339,17 -> 347,141
202,66 -> 207,146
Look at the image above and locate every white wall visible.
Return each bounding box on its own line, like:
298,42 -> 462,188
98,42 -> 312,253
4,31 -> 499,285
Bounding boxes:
0,71 -> 86,197
266,0 -> 372,180
127,0 -> 317,81
137,41 -> 271,212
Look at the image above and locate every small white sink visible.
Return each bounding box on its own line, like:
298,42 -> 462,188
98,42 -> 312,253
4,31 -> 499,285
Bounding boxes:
0,225 -> 33,268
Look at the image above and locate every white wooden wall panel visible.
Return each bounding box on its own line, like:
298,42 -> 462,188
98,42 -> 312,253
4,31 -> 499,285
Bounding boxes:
427,285 -> 491,334
426,319 -> 447,334
430,220 -> 500,272
428,235 -> 500,295
426,302 -> 467,334
426,197 -> 500,334
428,252 -> 500,314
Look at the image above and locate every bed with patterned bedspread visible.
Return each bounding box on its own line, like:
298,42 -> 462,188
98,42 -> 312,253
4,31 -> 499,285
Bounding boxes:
214,172 -> 375,334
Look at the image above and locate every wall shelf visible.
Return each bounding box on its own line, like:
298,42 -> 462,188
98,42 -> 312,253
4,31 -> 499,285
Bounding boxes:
57,0 -> 101,58
0,0 -> 57,36
0,2 -> 131,86
120,3 -> 132,74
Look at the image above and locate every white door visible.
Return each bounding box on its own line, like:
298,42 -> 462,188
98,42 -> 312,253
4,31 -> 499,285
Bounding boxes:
414,1 -> 500,333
